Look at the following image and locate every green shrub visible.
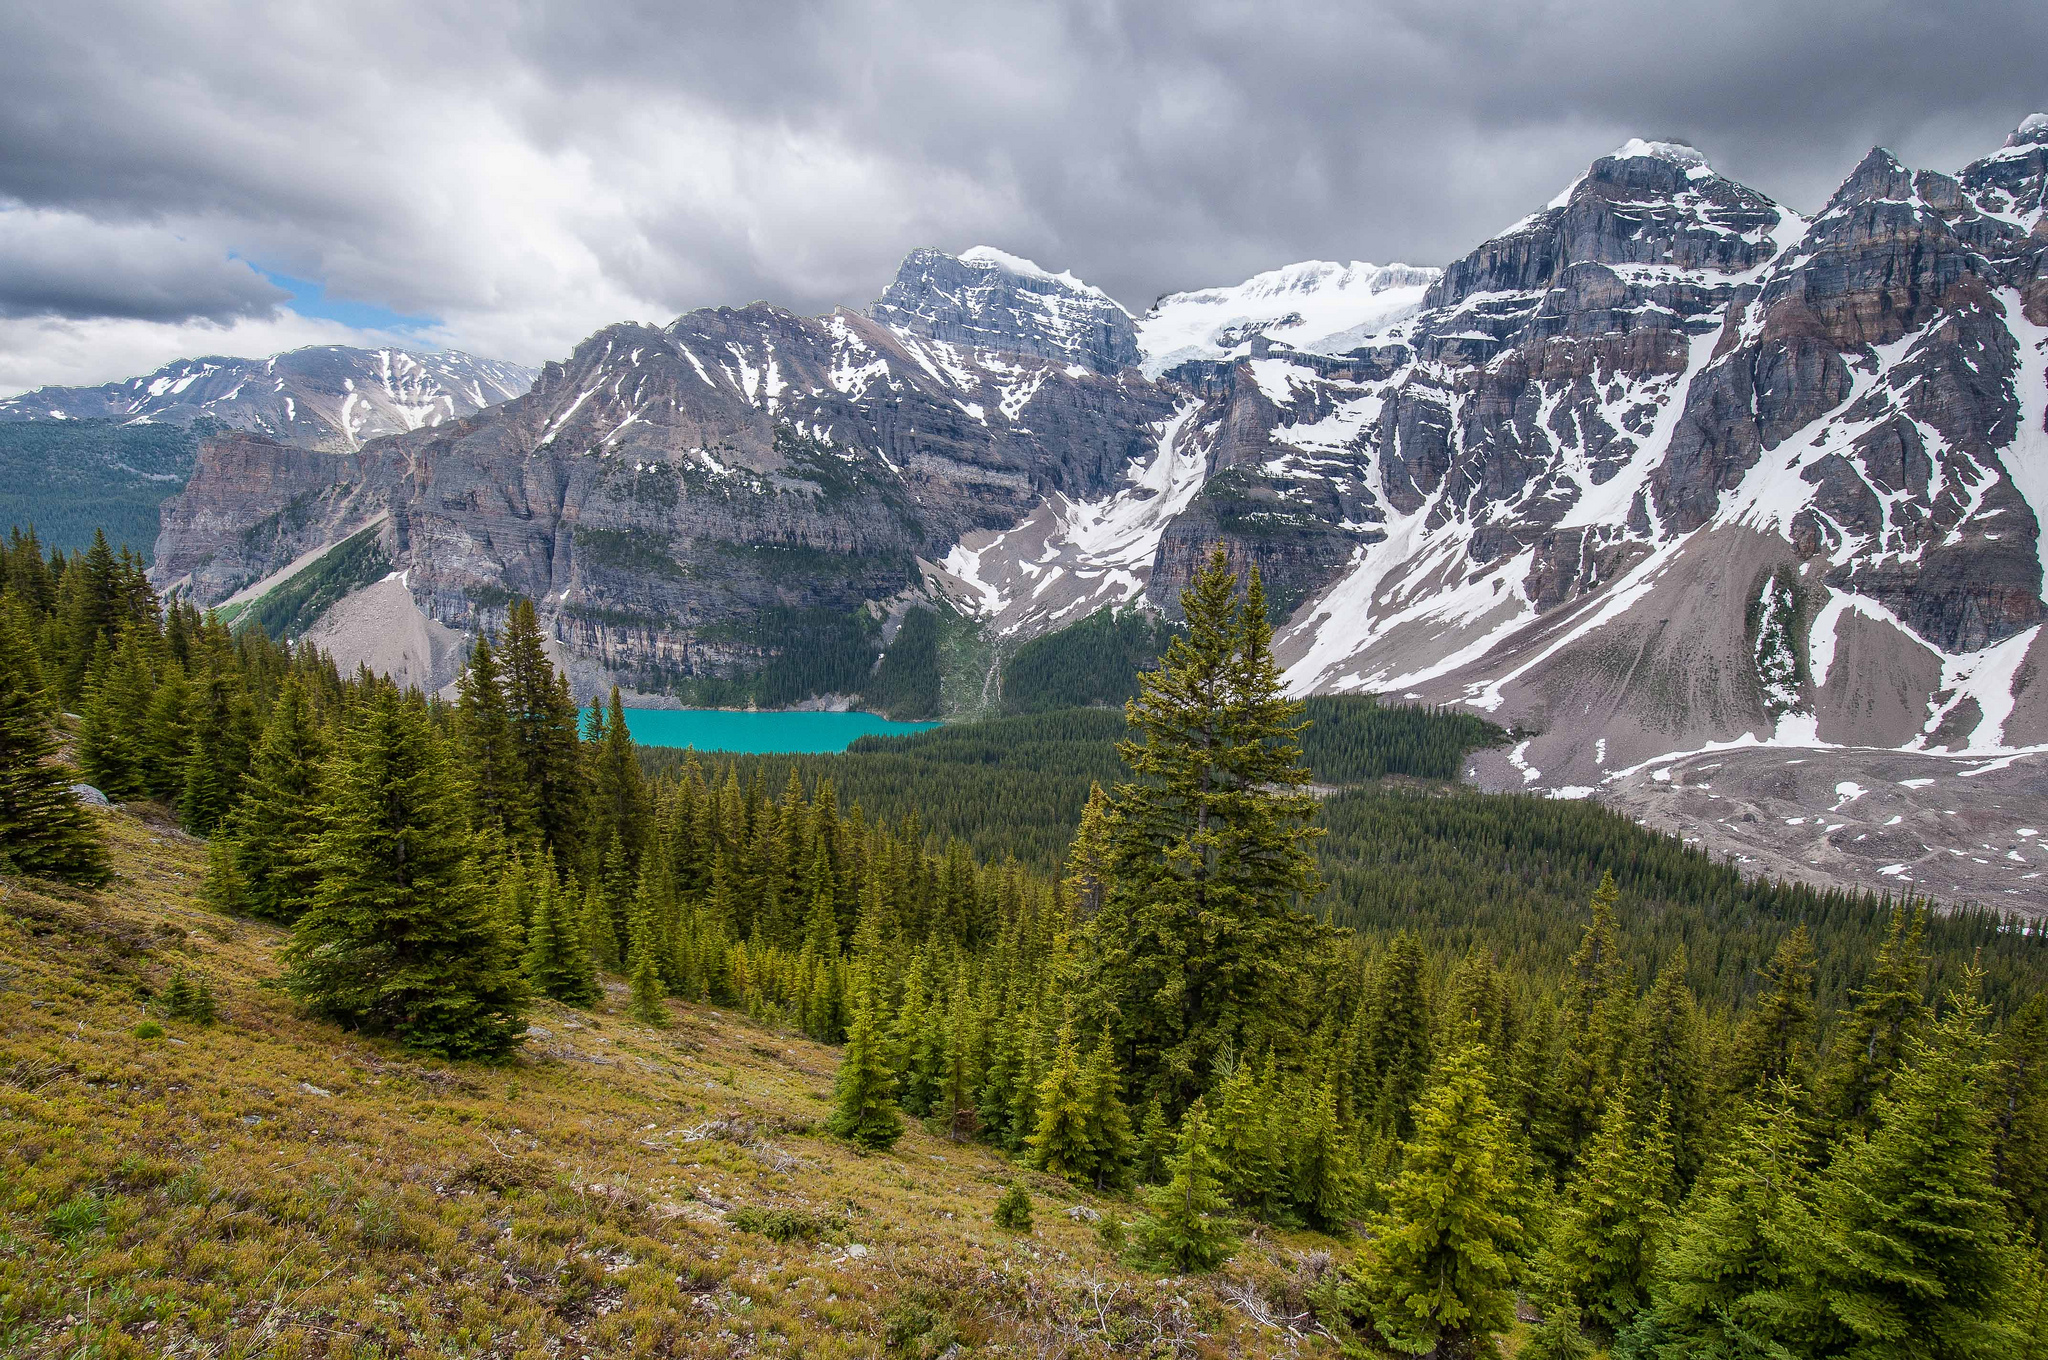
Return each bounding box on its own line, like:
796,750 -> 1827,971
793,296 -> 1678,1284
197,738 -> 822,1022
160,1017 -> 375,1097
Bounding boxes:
131,1020 -> 164,1040
993,1182 -> 1033,1231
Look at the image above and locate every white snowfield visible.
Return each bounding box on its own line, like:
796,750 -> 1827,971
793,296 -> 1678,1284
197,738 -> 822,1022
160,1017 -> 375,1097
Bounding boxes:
1135,260 -> 1439,378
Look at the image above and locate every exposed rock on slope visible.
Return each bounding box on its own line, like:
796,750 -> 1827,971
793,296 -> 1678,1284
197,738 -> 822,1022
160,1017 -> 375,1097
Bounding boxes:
2,346 -> 536,451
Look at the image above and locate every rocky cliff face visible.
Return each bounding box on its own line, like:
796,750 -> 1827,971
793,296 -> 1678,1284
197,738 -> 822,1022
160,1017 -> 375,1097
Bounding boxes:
155,250 -> 1176,695
2,346 -> 536,451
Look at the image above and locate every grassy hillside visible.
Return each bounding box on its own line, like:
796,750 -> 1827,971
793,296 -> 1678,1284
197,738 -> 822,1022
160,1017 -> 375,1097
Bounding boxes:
0,809 -> 1343,1358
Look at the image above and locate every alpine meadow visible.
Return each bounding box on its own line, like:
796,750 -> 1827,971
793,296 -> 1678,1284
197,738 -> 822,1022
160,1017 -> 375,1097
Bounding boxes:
7,6 -> 2048,1358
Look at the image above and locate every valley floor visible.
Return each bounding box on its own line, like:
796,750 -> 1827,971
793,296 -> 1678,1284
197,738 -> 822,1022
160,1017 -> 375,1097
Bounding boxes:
0,811 -> 1343,1358
1469,743 -> 2048,915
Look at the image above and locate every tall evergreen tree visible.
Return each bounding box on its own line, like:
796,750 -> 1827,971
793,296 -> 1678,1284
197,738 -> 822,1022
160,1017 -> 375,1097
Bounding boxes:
1721,928 -> 1818,1104
1133,1098 -> 1237,1273
224,677 -> 329,921
1079,1030 -> 1137,1191
0,634 -> 109,884
1352,1038 -> 1523,1359
1029,1022 -> 1096,1182
1077,548 -> 1325,1108
501,600 -> 587,864
1995,996 -> 2048,1245
454,634 -> 537,847
281,692 -> 527,1058
1549,1081 -> 1675,1337
827,988 -> 905,1151
1815,904 -> 1927,1140
1783,969 -> 2022,1360
1647,1080 -> 1813,1360
524,856 -> 599,1006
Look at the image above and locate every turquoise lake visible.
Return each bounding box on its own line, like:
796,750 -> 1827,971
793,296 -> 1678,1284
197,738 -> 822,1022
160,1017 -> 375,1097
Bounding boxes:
598,707 -> 940,754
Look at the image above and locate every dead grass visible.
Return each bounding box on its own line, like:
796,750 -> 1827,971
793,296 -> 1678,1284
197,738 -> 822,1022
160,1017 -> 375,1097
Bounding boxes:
0,810 -> 1345,1358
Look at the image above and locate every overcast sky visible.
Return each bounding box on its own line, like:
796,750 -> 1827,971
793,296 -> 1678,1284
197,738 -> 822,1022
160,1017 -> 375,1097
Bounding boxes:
2,0 -> 2043,395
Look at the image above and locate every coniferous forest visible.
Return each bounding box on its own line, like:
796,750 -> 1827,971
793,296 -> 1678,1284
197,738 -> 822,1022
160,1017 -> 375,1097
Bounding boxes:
6,525 -> 2048,1358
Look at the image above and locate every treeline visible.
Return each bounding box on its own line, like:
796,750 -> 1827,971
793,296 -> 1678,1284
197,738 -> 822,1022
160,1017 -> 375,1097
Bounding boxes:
637,697 -> 1511,873
998,605 -> 1179,713
1319,785 -> 2036,1019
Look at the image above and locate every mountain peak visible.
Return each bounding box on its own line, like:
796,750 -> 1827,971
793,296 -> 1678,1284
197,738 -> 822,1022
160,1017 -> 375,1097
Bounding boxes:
870,247 -> 1138,375
1605,137 -> 1710,169
955,246 -> 1112,301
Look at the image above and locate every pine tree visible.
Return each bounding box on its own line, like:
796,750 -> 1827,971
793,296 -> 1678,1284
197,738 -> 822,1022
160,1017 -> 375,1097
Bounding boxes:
0,631 -> 109,885
160,968 -> 217,1024
994,1182 -> 1033,1232
1064,780 -> 1113,919
628,905 -> 669,1027
1352,1038 -> 1522,1359
1365,931 -> 1433,1142
1548,1080 -> 1675,1337
1029,1022 -> 1096,1182
1552,871 -> 1633,1158
1816,903 -> 1927,1140
1132,1098 -> 1237,1274
1638,947 -> 1706,1186
455,634 -> 537,847
1721,927 -> 1817,1103
523,856 -> 600,1006
1211,1051 -> 1284,1215
1076,548 -> 1324,1106
581,880 -> 620,972
1647,1080 -> 1813,1360
1080,1031 -> 1136,1191
1136,1096 -> 1177,1186
180,636 -> 254,836
826,990 -> 905,1151
1783,968 -> 2023,1359
1995,996 -> 2048,1244
1287,1075 -> 1366,1233
501,600 -> 587,864
281,692 -> 527,1059
225,677 -> 329,921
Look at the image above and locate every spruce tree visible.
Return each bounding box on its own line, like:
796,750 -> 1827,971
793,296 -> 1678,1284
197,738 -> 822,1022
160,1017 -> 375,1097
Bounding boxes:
1638,947 -> 1706,1186
225,677 -> 329,921
1353,1039 -> 1522,1359
581,880 -> 620,972
1287,1075 -> 1366,1233
281,692 -> 527,1059
1996,996 -> 2048,1244
1783,969 -> 2023,1359
1080,1031 -> 1136,1191
1647,1080 -> 1813,1360
523,856 -> 600,1006
180,638 -> 254,836
1076,548 -> 1324,1106
1815,903 -> 1927,1140
1721,927 -> 1817,1103
1211,1051 -> 1284,1215
1132,1097 -> 1237,1273
501,600 -> 587,864
1548,1081 -> 1675,1337
628,917 -> 668,1026
1366,931 -> 1433,1142
1552,871 -> 1633,1158
1136,1096 -> 1176,1186
0,637 -> 109,885
454,634 -> 536,847
1029,1022 -> 1096,1182
826,990 -> 905,1151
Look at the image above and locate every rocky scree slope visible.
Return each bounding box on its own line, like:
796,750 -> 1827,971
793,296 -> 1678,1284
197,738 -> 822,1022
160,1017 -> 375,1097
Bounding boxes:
2,346 -> 536,452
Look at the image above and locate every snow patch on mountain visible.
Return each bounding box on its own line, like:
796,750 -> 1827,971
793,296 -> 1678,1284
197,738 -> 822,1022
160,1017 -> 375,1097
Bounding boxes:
1136,260 -> 1438,377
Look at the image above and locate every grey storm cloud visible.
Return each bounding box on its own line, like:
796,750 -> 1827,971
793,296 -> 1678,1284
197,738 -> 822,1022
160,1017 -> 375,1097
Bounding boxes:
0,208 -> 289,322
0,0 -> 2043,359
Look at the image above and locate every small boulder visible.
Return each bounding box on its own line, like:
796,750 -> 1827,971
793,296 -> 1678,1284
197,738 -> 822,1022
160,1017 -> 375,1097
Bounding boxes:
69,784 -> 111,807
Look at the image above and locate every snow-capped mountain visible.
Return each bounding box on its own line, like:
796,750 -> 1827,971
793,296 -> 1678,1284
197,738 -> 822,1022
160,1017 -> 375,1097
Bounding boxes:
147,120 -> 2048,904
0,346 -> 537,451
1135,260 -> 1439,377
